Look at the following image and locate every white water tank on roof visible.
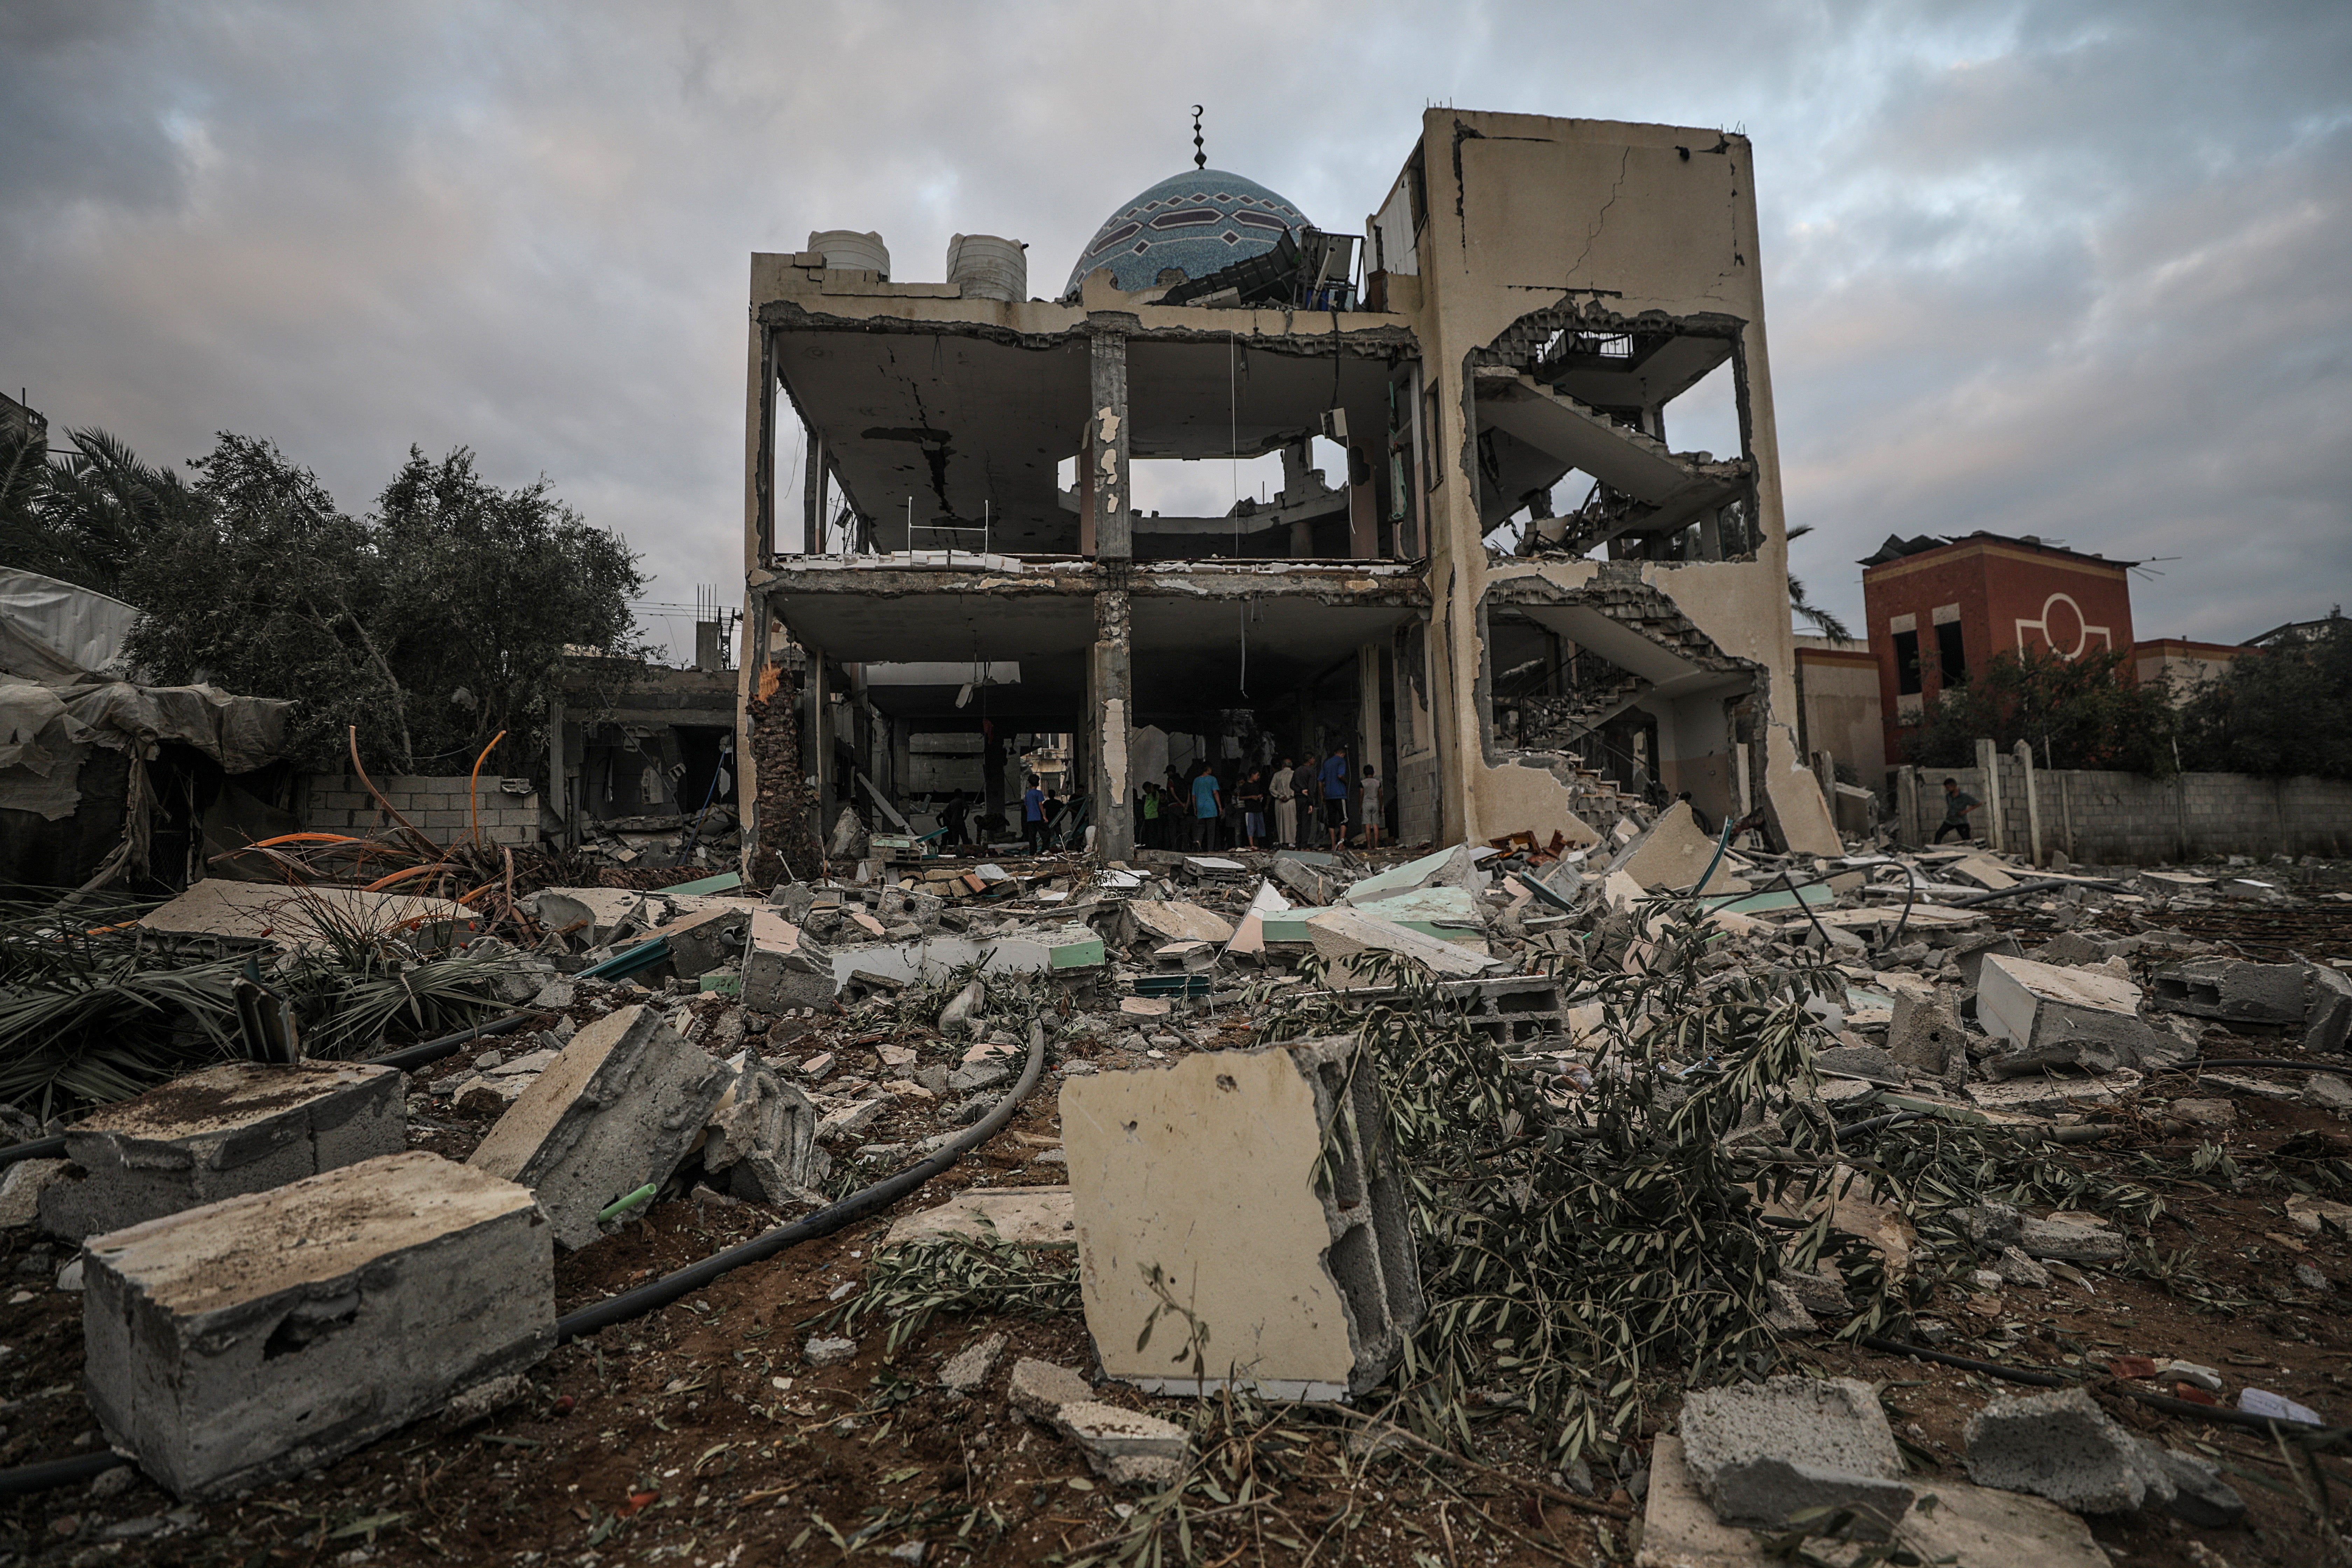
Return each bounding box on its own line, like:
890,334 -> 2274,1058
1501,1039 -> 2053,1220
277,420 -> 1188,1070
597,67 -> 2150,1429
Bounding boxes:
946,234 -> 1028,302
807,230 -> 889,279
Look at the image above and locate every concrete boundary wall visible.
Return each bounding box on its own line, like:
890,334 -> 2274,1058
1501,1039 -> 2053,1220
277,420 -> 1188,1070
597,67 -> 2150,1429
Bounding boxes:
296,774 -> 541,849
1890,755 -> 2352,864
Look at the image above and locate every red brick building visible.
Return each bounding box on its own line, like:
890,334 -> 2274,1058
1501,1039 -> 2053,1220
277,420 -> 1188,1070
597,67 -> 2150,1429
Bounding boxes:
1859,532 -> 2136,762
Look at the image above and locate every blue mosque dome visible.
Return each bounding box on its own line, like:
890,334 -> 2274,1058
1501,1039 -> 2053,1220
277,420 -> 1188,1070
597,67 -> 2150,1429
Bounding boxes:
1062,169 -> 1310,299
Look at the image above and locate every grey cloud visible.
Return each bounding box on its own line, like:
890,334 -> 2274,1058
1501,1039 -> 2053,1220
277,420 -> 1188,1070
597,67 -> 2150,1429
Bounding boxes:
1,0 -> 2345,658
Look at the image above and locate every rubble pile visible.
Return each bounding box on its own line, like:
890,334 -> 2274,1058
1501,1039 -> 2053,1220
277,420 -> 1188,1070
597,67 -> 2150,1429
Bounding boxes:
0,813 -> 2346,1565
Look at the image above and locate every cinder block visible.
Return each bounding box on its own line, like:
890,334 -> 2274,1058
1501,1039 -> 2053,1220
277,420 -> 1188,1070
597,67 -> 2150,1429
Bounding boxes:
1062,1034 -> 1422,1401
83,1150 -> 553,1500
41,1063 -> 405,1240
420,809 -> 468,829
2149,959 -> 2305,1025
1977,954 -> 2169,1077
1680,1376 -> 1914,1538
468,1004 -> 728,1248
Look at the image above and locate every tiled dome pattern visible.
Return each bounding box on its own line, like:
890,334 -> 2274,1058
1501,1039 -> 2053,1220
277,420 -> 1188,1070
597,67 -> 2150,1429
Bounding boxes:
1062,169 -> 1308,299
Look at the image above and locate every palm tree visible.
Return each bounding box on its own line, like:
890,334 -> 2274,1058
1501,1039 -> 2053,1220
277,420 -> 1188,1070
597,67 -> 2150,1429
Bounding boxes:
1784,524 -> 1853,643
0,427 -> 197,601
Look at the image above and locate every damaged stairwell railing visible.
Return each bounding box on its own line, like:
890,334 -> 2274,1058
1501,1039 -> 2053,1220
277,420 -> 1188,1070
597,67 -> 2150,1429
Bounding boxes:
0,1022 -> 1052,1497
902,501 -> 989,566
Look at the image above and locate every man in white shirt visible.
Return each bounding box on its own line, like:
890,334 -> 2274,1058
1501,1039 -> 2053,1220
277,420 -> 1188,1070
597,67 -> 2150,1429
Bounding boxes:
1269,757 -> 1297,849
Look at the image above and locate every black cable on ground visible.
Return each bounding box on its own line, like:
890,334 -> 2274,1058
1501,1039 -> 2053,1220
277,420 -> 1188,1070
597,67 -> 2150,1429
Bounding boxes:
554,1019 -> 1050,1343
0,1451 -> 124,1497
1859,1336 -> 2336,1437
0,1021 -> 1054,1495
1945,877 -> 2123,908
0,1010 -> 540,1173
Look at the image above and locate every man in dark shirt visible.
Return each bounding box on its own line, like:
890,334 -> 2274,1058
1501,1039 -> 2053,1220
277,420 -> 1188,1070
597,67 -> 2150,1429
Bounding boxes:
1933,777 -> 1979,843
1318,744 -> 1349,851
1022,775 -> 1046,853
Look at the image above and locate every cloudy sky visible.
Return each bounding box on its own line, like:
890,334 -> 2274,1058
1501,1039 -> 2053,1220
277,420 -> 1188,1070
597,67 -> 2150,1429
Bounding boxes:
5,0 -> 2347,658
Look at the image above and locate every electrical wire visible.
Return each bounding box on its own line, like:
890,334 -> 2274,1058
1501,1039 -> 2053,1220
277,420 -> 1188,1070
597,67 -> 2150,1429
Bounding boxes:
0,1022 -> 1054,1496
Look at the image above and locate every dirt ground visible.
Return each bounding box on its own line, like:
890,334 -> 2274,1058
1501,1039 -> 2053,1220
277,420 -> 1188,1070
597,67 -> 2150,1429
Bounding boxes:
0,907 -> 2348,1566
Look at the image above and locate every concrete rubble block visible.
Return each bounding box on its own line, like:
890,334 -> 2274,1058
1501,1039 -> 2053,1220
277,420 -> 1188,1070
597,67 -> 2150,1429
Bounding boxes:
466,1004 -> 729,1250
938,1331 -> 1007,1394
1008,1356 -> 1095,1420
1339,844 -> 1483,906
2305,963 -> 2352,1054
1676,1376 -> 1914,1538
1269,857 -> 1339,907
936,978 -> 986,1037
1813,1046 -> 1905,1085
2152,1447 -> 2245,1527
700,1051 -> 827,1205
528,887 -> 653,947
1062,1034 -> 1423,1401
1640,1433 -> 2110,1568
1603,801 -> 1721,892
40,1062 -> 405,1242
1976,953 -> 2168,1077
0,1158 -> 70,1229
1887,991 -> 1965,1076
83,1150 -> 552,1501
1964,1388 -> 2173,1514
1946,933 -> 2023,992
2017,1214 -> 2123,1262
2306,1073 -> 2352,1118
1304,906 -> 1500,984
1055,1401 -> 1190,1486
742,940 -> 838,1013
2148,958 -> 2305,1026
886,1186 -> 1076,1249
1125,901 -> 1234,946
646,906 -> 751,979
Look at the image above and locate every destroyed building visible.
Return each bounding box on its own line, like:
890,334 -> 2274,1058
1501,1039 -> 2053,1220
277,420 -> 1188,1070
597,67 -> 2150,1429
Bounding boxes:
736,110 -> 1842,867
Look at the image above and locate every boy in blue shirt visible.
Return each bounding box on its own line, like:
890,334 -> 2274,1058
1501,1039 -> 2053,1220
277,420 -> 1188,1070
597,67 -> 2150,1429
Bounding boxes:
1318,744 -> 1348,851
1190,766 -> 1222,853
1023,775 -> 1045,853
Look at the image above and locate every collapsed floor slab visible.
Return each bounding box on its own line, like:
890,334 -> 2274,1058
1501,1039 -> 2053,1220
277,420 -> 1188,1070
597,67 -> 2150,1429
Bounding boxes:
82,1150 -> 553,1501
41,1061 -> 405,1241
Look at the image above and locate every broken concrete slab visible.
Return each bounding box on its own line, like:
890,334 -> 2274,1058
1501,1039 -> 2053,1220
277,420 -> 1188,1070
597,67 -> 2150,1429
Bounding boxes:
1964,1072 -> 2142,1119
2306,963 -> 2352,1054
530,887 -> 657,946
938,1331 -> 1007,1394
134,880 -> 480,954
1057,1402 -> 1189,1486
1008,1357 -> 1094,1420
1062,1034 -> 1422,1400
1976,953 -> 2168,1077
1887,990 -> 1966,1077
1639,1433 -> 2109,1568
1304,906 -> 1501,983
1964,1387 -> 2172,1514
700,1051 -> 826,1205
644,906 -> 751,979
884,1186 -> 1076,1250
0,1157 -> 69,1229
1604,800 -> 1722,892
2148,958 -> 2306,1026
82,1150 -> 551,1501
1677,1376 -> 1913,1538
2151,1447 -> 2245,1527
1125,901 -> 1234,945
1338,844 -> 1483,907
1269,857 -> 1340,907
467,1004 -> 729,1250
40,1062 -> 405,1242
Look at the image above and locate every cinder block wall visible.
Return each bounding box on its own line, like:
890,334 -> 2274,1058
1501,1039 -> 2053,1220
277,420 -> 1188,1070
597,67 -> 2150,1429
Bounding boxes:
1888,758 -> 2352,864
296,774 -> 542,849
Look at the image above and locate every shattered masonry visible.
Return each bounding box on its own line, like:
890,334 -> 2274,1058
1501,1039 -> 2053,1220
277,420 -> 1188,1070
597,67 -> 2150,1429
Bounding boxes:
735,110 -> 1841,870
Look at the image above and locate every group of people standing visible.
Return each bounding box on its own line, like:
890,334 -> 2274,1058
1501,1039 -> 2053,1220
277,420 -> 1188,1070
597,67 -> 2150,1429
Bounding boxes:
1134,744 -> 1384,854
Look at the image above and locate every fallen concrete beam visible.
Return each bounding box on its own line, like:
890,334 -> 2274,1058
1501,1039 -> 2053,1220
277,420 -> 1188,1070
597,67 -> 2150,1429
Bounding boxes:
83,1150 -> 552,1500
41,1061 -> 405,1241
1062,1034 -> 1422,1401
467,1004 -> 729,1249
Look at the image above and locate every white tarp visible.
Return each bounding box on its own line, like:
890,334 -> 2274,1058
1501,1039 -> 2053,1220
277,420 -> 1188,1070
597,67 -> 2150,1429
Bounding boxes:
0,679 -> 296,819
0,569 -> 141,682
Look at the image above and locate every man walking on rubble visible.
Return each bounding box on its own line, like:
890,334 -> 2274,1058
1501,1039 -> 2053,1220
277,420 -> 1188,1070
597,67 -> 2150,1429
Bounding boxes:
1933,777 -> 1980,844
1269,756 -> 1297,849
1318,743 -> 1349,852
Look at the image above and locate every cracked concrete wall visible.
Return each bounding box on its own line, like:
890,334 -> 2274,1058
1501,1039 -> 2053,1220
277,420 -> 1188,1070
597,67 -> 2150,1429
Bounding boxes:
1373,110 -> 1831,852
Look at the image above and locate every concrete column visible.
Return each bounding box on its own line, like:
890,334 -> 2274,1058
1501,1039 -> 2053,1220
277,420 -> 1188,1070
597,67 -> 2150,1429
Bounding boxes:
1088,326 -> 1132,560
1356,643 -> 1383,832
1348,443 -> 1378,559
547,691 -> 568,848
891,724 -> 911,805
1896,766 -> 1920,848
1075,426 -> 1096,558
1730,742 -> 1752,824
803,432 -> 829,555
1093,589 -> 1135,859
754,328 -> 777,559
804,647 -> 834,838
1974,738 -> 2004,849
982,727 -> 1006,830
2015,739 -> 2044,867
